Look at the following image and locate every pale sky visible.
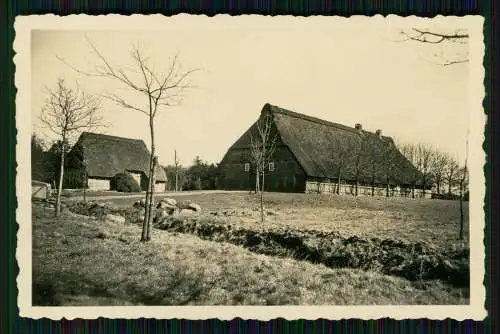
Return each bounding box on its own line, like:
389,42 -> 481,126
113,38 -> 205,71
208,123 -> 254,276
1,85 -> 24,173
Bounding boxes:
31,16 -> 472,167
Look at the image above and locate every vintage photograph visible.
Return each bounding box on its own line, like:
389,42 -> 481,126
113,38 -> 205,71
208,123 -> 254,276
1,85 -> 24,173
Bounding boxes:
16,14 -> 485,320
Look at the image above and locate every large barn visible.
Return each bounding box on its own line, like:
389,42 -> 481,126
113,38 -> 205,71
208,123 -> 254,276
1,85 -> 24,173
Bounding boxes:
218,103 -> 430,197
67,132 -> 167,192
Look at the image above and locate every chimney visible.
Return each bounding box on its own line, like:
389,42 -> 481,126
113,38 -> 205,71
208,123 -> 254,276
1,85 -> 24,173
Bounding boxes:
376,129 -> 382,137
355,123 -> 362,131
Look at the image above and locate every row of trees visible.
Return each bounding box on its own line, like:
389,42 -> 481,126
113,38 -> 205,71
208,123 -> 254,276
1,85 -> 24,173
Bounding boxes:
398,142 -> 468,198
163,155 -> 219,192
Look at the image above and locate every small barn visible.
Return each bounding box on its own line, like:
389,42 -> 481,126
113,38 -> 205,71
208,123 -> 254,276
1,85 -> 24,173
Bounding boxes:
67,132 -> 167,192
218,103 -> 430,197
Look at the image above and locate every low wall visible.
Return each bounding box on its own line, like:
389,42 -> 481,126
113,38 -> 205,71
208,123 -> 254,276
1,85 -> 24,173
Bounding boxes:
305,181 -> 432,198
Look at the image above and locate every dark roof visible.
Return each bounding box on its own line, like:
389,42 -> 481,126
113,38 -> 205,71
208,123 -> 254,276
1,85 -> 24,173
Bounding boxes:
223,103 -> 423,185
69,132 -> 167,181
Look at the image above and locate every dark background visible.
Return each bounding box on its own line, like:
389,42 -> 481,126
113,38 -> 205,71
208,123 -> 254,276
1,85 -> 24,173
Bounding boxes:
1,1 -> 497,333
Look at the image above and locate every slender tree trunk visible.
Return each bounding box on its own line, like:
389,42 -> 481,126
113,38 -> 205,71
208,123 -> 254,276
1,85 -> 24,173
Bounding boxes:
255,169 -> 260,194
337,174 -> 341,195
371,173 -> 375,197
142,114 -> 155,242
260,169 -> 264,223
146,135 -> 156,240
355,177 -> 359,196
386,177 -> 390,197
459,180 -> 464,240
82,168 -> 86,203
436,180 -> 441,195
174,149 -> 178,191
448,179 -> 452,195
55,140 -> 66,216
422,177 -> 427,197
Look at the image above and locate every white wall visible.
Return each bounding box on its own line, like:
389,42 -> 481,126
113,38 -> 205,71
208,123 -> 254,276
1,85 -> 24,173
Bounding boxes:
88,178 -> 110,191
154,182 -> 165,193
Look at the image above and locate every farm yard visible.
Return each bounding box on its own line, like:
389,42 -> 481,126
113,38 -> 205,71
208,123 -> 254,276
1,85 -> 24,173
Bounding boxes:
32,191 -> 470,306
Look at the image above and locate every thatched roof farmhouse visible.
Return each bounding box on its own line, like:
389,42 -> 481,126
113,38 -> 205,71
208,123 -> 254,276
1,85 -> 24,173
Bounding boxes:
67,132 -> 167,192
218,103 -> 429,197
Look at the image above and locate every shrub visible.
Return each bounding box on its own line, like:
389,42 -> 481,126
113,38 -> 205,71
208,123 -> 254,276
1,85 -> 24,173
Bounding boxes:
110,172 -> 141,193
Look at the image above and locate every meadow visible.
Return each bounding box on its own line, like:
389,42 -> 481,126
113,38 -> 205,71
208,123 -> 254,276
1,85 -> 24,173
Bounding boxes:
32,192 -> 470,306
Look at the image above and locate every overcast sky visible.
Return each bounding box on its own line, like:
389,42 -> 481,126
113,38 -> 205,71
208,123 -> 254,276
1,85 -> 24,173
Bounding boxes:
31,16 -> 471,167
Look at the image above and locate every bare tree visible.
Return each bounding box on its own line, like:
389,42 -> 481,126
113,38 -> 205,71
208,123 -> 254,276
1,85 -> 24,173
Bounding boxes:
398,28 -> 469,66
458,164 -> 469,240
331,136 -> 356,195
351,137 -> 364,196
362,135 -> 384,197
414,143 -> 435,198
431,150 -> 450,195
39,78 -> 102,216
445,156 -> 460,195
174,149 -> 180,191
60,38 -> 199,241
249,112 -> 278,223
398,142 -> 419,198
381,142 -> 400,197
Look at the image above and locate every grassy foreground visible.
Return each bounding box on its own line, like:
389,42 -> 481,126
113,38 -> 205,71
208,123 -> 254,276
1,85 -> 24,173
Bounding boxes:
32,204 -> 469,306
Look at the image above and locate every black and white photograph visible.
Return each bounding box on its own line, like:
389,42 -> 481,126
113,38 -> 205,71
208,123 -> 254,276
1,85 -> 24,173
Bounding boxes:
15,14 -> 485,320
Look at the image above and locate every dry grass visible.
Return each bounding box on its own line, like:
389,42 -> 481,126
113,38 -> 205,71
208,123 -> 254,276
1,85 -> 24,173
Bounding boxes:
32,204 -> 468,306
107,192 -> 469,249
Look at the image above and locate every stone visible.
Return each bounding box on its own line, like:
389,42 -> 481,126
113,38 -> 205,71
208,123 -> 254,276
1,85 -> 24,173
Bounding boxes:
105,214 -> 126,224
153,210 -> 169,225
179,209 -> 196,217
187,203 -> 201,212
157,198 -> 177,210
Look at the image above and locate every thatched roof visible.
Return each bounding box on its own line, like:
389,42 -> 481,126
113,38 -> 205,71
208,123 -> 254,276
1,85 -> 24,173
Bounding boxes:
223,103 -> 423,186
69,132 -> 167,181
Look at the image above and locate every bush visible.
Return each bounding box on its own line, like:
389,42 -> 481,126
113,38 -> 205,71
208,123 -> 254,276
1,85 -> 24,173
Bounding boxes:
110,172 -> 141,193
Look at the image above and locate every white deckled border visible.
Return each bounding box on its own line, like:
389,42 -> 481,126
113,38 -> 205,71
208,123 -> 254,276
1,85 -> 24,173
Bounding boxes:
14,13 -> 486,321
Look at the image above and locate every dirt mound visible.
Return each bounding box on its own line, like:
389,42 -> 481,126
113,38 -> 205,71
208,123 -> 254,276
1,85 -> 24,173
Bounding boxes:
66,201 -> 144,224
156,216 -> 469,287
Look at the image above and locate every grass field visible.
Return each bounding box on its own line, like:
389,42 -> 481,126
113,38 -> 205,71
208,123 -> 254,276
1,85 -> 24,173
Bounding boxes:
106,192 -> 469,249
32,192 -> 470,306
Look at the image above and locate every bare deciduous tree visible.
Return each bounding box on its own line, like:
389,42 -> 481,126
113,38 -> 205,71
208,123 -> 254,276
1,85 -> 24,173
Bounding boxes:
60,37 -> 199,241
398,142 -> 419,198
445,156 -> 460,195
458,164 -> 469,240
381,142 -> 401,197
398,28 -> 469,66
331,136 -> 356,195
352,138 -> 364,196
39,78 -> 102,216
363,135 -> 384,197
431,150 -> 450,195
174,149 -> 180,192
415,143 -> 435,197
249,112 -> 278,223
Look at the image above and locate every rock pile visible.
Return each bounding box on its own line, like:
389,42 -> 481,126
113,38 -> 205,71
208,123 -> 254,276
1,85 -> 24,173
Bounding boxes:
152,198 -> 202,226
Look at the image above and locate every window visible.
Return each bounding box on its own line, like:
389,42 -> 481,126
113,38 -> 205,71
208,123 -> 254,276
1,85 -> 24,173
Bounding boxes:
244,163 -> 250,172
268,162 -> 275,172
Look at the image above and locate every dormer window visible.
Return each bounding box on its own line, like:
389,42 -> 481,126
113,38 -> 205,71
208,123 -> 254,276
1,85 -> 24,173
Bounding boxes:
244,163 -> 250,172
268,162 -> 275,172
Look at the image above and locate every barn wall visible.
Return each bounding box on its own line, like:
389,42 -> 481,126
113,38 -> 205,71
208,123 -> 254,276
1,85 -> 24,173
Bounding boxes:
218,145 -> 306,193
88,178 -> 111,191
